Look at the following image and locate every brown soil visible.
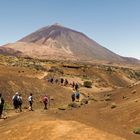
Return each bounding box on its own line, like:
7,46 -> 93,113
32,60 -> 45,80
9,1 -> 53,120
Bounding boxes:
0,56 -> 140,140
0,110 -> 125,140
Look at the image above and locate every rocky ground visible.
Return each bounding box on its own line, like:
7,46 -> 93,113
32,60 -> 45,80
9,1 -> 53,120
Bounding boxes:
0,55 -> 140,140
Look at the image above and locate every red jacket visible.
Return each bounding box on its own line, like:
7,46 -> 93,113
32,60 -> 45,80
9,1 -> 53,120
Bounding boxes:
43,96 -> 49,103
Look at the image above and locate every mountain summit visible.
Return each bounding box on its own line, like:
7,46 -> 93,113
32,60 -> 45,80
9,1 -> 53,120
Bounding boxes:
0,24 -> 139,63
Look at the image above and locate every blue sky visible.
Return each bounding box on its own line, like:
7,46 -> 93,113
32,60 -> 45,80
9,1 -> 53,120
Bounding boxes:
0,0 -> 140,59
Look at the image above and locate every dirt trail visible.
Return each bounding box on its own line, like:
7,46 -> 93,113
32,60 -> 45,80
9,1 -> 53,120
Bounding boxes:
0,111 -> 125,140
37,72 -> 48,79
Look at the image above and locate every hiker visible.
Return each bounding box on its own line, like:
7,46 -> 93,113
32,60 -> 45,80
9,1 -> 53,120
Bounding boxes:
72,81 -> 75,89
18,94 -> 23,112
64,79 -> 68,86
71,91 -> 75,102
60,78 -> 64,85
50,77 -> 54,84
0,93 -> 5,119
43,95 -> 49,110
12,92 -> 20,112
75,83 -> 79,91
28,93 -> 33,111
75,90 -> 80,102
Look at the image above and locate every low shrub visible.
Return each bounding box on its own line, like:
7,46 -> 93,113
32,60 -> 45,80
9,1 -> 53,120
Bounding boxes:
131,90 -> 136,94
83,81 -> 92,88
3,103 -> 12,110
105,96 -> 111,101
88,96 -> 98,101
68,102 -> 80,108
111,103 -> 117,109
80,99 -> 89,105
133,127 -> 140,134
58,105 -> 68,110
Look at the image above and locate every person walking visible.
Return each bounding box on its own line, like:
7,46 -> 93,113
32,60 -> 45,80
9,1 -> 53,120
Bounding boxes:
43,95 -> 49,110
72,81 -> 75,89
60,78 -> 64,85
64,79 -> 68,86
75,90 -> 80,102
75,83 -> 79,91
71,90 -> 75,102
12,92 -> 19,112
28,93 -> 33,111
0,93 -> 5,119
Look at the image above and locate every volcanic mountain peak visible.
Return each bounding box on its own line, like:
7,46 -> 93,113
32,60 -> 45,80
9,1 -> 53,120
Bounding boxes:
0,24 -> 140,64
19,23 -> 87,44
52,22 -> 64,27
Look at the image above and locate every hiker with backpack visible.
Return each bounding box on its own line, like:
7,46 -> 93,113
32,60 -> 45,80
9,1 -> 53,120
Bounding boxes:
75,90 -> 80,102
0,93 -> 5,119
12,92 -> 20,112
43,95 -> 49,110
60,78 -> 64,85
75,83 -> 79,91
64,79 -> 68,86
50,77 -> 54,84
28,93 -> 33,111
71,91 -> 75,102
18,94 -> 23,112
72,81 -> 75,89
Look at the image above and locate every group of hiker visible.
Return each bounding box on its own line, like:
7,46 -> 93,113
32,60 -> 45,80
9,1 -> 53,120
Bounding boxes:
48,77 -> 79,90
71,90 -> 80,102
0,78 -> 80,119
48,77 -> 69,86
0,92 -> 50,119
12,92 -> 34,112
12,92 -> 50,112
48,77 -> 81,102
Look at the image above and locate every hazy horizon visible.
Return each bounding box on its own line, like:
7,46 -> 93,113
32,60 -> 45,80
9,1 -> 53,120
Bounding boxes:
0,0 -> 140,59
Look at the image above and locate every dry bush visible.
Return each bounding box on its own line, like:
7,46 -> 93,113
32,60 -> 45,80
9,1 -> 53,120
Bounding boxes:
83,81 -> 92,88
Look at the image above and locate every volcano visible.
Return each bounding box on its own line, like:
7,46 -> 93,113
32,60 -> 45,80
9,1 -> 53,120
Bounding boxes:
0,23 -> 139,63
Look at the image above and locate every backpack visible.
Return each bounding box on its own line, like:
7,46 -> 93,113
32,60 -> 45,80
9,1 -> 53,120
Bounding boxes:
71,93 -> 75,98
43,96 -> 48,103
18,97 -> 22,104
76,92 -> 80,98
13,95 -> 18,103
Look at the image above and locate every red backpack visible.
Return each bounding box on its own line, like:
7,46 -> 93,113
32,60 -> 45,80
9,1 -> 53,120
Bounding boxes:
43,96 -> 49,103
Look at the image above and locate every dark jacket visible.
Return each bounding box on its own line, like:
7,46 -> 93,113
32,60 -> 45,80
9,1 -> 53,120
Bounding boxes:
0,97 -> 5,106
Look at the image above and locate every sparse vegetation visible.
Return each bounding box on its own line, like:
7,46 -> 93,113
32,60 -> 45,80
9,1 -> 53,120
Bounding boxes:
58,105 -> 68,110
88,96 -> 98,101
111,103 -> 117,109
133,127 -> 140,134
131,90 -> 136,94
68,102 -> 80,108
135,71 -> 140,79
4,103 -> 12,110
83,81 -> 92,88
107,67 -> 112,71
80,98 -> 89,105
105,96 -> 111,101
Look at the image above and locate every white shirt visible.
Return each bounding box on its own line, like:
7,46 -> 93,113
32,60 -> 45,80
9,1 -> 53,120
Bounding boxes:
28,96 -> 33,102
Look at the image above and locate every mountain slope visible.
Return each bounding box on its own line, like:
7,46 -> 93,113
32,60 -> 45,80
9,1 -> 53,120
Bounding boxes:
0,24 -> 139,63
